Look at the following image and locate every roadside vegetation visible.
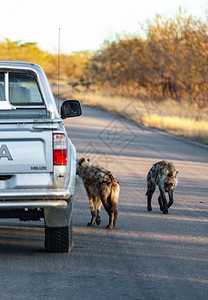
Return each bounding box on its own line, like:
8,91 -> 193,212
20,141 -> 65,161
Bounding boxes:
1,9 -> 208,144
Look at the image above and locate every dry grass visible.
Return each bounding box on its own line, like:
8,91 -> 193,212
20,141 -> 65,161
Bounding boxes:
51,82 -> 208,145
142,115 -> 208,144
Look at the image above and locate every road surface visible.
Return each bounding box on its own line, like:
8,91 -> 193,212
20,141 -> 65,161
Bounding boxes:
0,105 -> 208,300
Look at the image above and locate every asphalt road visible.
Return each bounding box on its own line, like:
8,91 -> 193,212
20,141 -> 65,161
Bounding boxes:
0,105 -> 208,300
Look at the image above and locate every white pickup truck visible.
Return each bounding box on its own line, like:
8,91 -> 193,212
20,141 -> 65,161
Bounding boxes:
0,61 -> 82,252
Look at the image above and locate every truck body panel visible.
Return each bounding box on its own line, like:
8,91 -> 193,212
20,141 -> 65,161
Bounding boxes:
0,61 -> 82,251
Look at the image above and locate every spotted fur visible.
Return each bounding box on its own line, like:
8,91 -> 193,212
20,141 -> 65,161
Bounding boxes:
76,157 -> 120,229
146,161 -> 178,214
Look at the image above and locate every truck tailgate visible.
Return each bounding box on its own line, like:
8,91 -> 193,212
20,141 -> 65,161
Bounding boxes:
0,130 -> 53,174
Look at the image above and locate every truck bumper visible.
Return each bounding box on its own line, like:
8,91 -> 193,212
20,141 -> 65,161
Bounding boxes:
0,189 -> 71,200
0,189 -> 73,227
0,200 -> 67,209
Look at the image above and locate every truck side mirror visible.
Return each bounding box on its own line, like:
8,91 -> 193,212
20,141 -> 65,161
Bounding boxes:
61,100 -> 82,119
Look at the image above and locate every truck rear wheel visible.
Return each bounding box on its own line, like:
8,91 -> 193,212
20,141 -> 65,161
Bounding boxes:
45,220 -> 73,252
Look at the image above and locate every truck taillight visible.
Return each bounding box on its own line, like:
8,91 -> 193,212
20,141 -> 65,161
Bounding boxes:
53,133 -> 67,165
53,149 -> 67,165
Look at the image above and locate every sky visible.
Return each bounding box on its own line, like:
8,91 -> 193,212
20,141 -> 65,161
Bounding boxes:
1,0 -> 207,54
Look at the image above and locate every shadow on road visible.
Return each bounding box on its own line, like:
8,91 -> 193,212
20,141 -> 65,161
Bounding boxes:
0,224 -> 44,253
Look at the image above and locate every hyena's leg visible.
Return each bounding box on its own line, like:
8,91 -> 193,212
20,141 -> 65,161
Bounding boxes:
101,195 -> 115,229
110,193 -> 118,228
159,187 -> 168,214
85,187 -> 97,226
167,190 -> 174,208
113,208 -> 118,228
146,182 -> 155,211
107,198 -> 118,229
88,195 -> 97,226
158,195 -> 163,211
96,197 -> 102,225
106,207 -> 114,229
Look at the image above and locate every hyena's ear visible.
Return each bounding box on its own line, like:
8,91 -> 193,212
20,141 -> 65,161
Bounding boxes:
78,157 -> 86,166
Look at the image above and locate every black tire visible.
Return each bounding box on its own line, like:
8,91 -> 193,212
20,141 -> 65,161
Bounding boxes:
45,221 -> 73,253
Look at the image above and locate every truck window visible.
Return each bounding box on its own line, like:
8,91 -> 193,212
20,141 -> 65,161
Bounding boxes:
9,73 -> 44,105
0,73 -> 5,101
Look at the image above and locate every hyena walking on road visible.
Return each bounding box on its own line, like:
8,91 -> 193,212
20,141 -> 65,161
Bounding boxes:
146,161 -> 178,214
76,157 -> 120,229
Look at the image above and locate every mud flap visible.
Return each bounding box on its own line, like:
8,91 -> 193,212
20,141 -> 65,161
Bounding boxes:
44,196 -> 73,227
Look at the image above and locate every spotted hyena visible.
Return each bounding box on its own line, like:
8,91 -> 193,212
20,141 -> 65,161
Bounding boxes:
146,161 -> 178,214
76,157 -> 120,229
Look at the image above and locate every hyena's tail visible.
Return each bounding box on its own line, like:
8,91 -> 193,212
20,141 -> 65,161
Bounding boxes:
110,183 -> 120,205
108,183 -> 120,227
102,170 -> 120,207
